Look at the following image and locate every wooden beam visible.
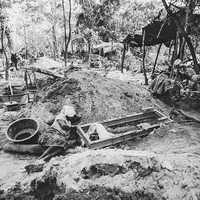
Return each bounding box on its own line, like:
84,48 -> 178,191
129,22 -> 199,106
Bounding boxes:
30,66 -> 64,78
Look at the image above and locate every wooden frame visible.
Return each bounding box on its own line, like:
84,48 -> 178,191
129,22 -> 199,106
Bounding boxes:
77,109 -> 172,149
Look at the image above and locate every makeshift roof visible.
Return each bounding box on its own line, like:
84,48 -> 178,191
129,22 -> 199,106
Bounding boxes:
123,17 -> 177,47
143,19 -> 177,46
123,11 -> 200,47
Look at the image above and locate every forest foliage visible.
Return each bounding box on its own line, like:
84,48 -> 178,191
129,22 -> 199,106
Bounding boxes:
1,0 -> 163,57
0,0 -> 200,76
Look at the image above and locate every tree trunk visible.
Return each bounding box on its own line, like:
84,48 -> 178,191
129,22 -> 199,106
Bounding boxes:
171,31 -> 179,65
88,39 -> 92,68
161,0 -> 199,73
22,20 -> 28,59
1,24 -> 9,80
51,0 -> 58,60
179,0 -> 191,59
52,25 -> 57,60
142,29 -> 148,85
66,0 -> 72,58
62,0 -> 67,68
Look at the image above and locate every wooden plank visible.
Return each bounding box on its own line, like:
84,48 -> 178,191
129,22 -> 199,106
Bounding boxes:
79,112 -> 156,130
76,126 -> 92,147
76,110 -> 172,149
30,66 -> 64,78
89,125 -> 159,149
102,112 -> 157,127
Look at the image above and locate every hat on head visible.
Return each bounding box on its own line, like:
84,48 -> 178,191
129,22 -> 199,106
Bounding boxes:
61,105 -> 76,117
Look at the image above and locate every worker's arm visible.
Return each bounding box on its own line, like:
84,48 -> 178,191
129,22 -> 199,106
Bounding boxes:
57,119 -> 71,131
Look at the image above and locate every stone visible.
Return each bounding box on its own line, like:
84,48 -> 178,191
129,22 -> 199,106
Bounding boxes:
161,161 -> 173,171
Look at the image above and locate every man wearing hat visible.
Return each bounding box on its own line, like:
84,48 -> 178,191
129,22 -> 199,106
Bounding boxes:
38,105 -> 82,161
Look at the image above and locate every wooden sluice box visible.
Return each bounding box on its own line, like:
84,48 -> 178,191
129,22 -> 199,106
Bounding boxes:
77,108 -> 172,149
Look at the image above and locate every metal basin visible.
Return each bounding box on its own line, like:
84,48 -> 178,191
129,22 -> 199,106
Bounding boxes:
6,118 -> 39,144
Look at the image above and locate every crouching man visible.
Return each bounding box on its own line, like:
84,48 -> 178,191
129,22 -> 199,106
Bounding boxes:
38,105 -> 83,161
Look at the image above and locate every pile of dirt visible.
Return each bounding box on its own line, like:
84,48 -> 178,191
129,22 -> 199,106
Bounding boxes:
2,67 -> 200,199
25,69 -> 170,127
4,148 -> 200,200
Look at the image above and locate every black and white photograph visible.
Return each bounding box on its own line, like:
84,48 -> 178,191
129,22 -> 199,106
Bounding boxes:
0,0 -> 200,199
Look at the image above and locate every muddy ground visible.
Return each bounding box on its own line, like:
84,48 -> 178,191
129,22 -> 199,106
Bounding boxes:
1,58 -> 200,200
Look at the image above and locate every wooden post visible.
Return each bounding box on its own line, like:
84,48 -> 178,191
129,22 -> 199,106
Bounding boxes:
152,43 -> 162,74
8,68 -> 13,95
170,31 -> 179,78
121,43 -> 126,73
171,31 -> 179,65
32,71 -> 39,91
142,29 -> 148,85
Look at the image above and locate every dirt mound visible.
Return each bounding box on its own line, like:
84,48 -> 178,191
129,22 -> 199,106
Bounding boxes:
27,70 -> 170,126
2,68 -> 200,199
4,149 -> 200,200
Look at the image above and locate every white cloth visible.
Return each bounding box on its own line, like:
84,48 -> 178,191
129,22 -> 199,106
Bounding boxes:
51,113 -> 71,137
87,123 -> 114,140
51,105 -> 75,136
61,105 -> 76,117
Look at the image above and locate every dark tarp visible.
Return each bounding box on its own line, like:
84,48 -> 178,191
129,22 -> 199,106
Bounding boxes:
123,12 -> 200,47
143,19 -> 177,46
123,19 -> 177,47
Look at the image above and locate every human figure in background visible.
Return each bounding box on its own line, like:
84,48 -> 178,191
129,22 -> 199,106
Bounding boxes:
96,58 -> 102,70
11,53 -> 18,70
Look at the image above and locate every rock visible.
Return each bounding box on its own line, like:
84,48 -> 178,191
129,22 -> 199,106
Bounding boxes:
181,180 -> 188,189
25,163 -> 45,174
170,129 -> 177,133
161,160 -> 173,171
158,182 -> 164,189
106,192 -> 121,200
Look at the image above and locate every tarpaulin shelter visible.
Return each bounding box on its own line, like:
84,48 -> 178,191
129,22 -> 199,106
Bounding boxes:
123,19 -> 177,47
121,17 -> 178,84
121,10 -> 200,85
